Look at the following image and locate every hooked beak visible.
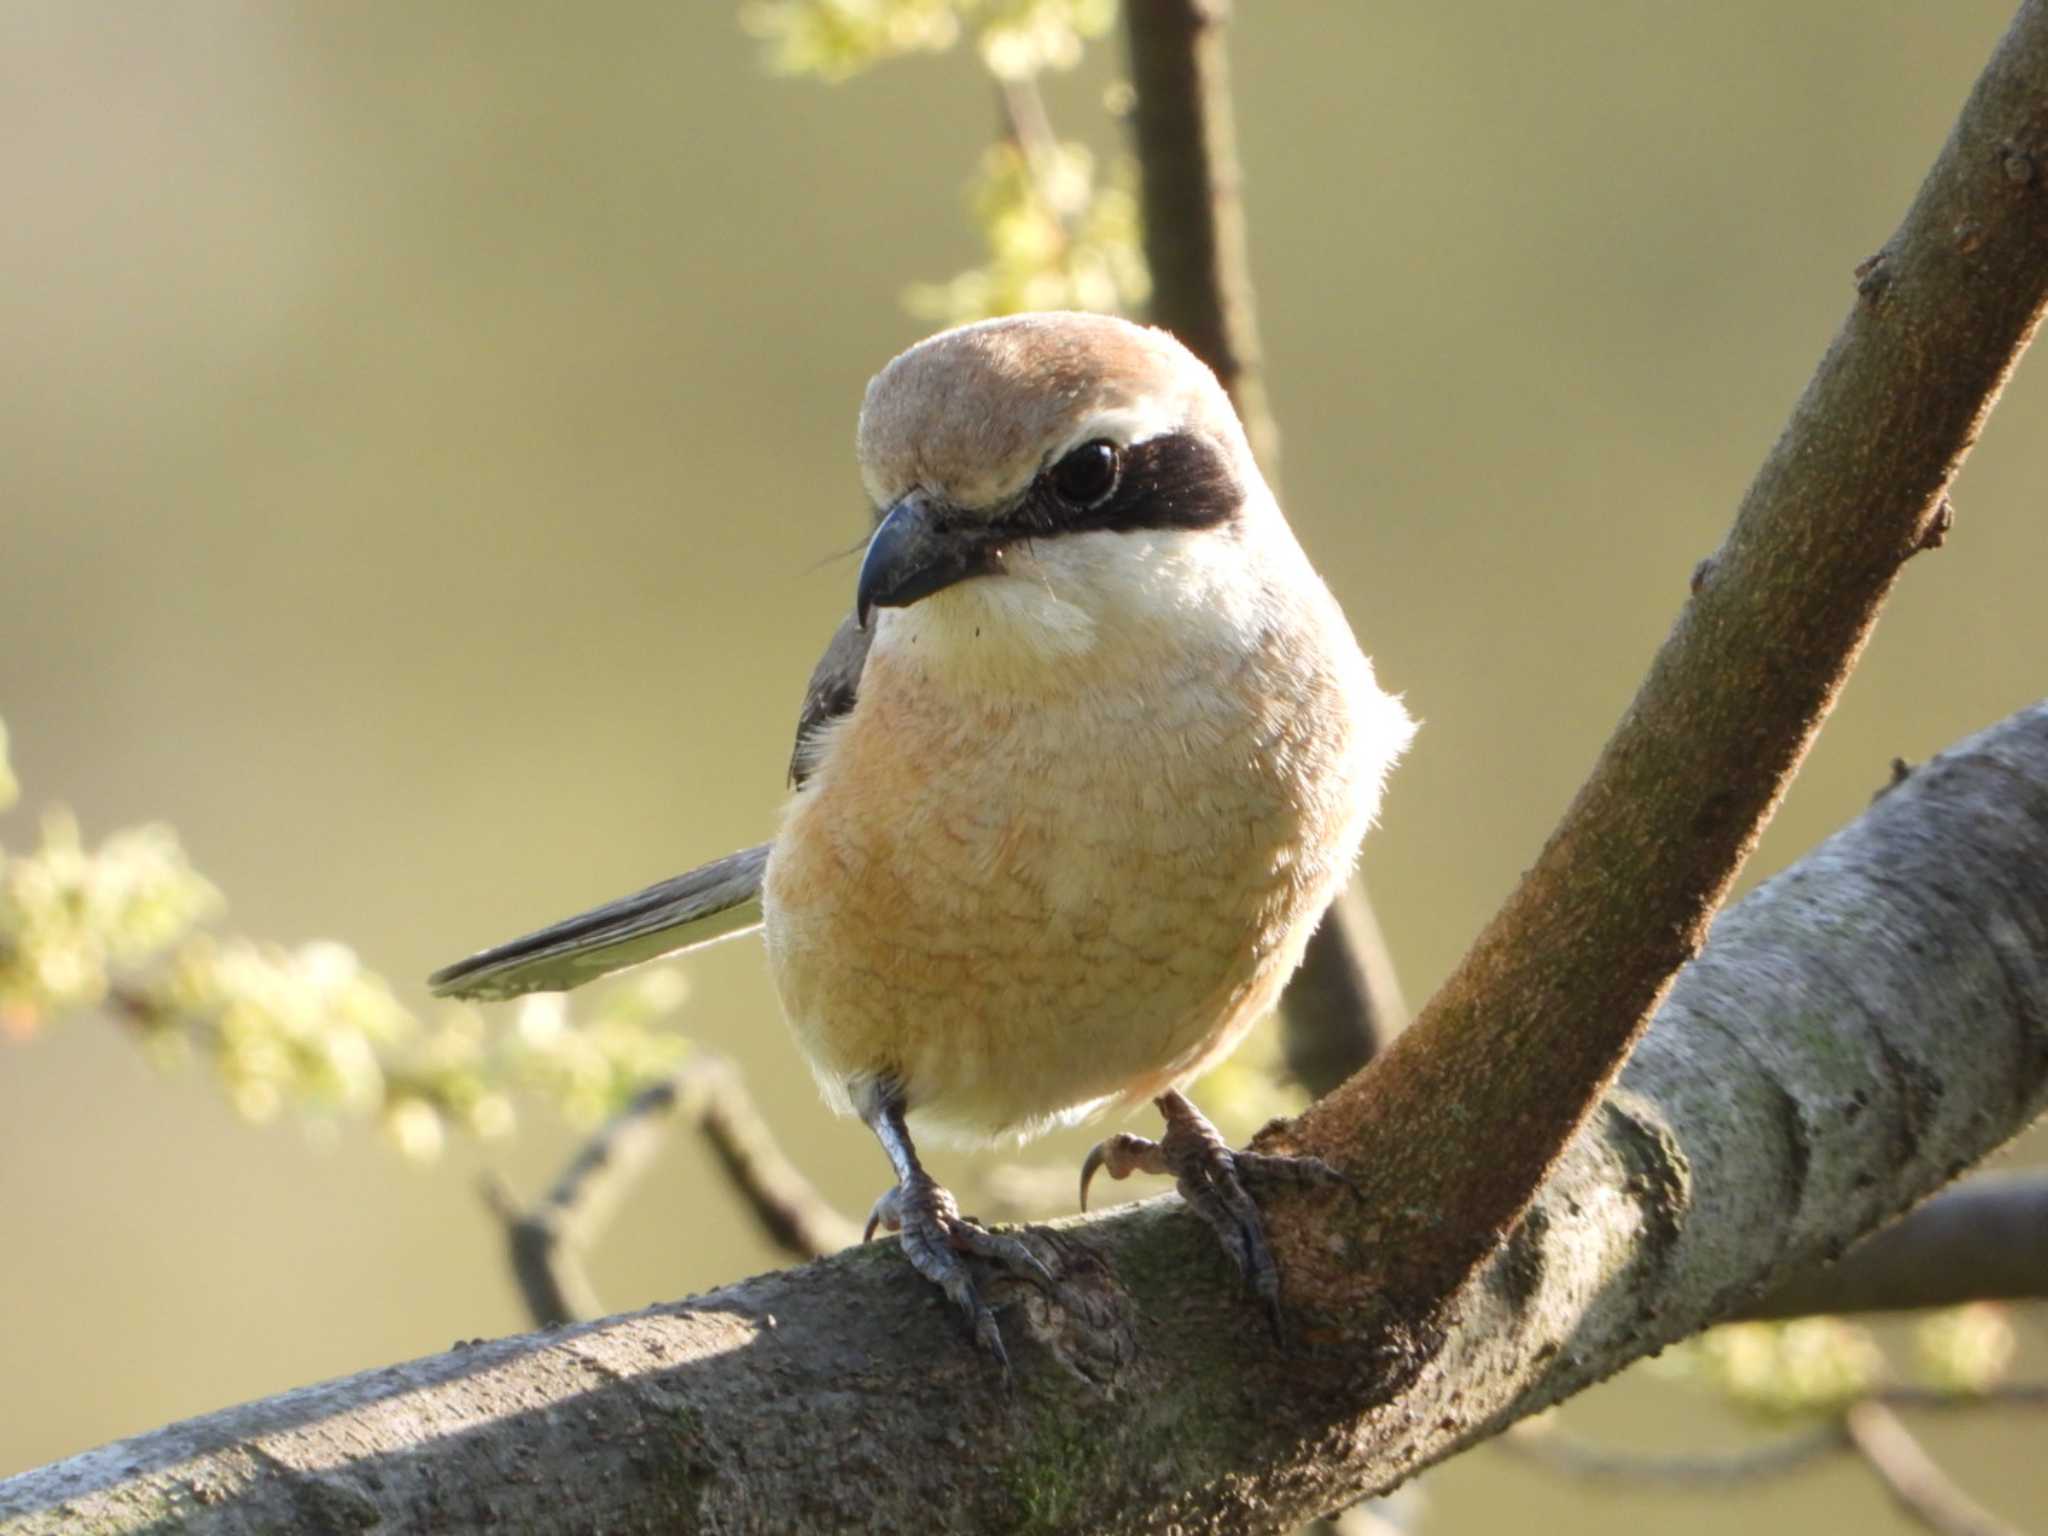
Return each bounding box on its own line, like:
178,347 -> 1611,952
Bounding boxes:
855,493 -> 1001,630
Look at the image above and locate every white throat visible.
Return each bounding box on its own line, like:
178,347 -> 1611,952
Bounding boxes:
867,519 -> 1280,699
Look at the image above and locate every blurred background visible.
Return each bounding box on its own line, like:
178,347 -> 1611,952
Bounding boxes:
2,2 -> 2043,1529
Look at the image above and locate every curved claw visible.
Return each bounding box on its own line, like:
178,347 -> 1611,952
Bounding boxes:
863,1187 -> 898,1243
1078,1143 -> 1107,1212
1077,1131 -> 1166,1212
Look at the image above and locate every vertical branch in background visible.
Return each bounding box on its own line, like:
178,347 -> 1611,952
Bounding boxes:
1125,0 -> 1409,1084
1281,887 -> 1409,1097
1124,0 -> 1276,469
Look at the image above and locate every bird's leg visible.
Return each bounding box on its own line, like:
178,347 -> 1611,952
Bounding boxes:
1080,1089 -> 1356,1336
858,1080 -> 1053,1370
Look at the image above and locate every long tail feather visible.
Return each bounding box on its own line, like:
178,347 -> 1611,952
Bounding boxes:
428,844 -> 769,1000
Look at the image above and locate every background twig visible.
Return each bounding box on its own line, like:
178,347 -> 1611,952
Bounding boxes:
1844,1399 -> 2023,1536
1282,885 -> 1409,1096
1124,0 -> 1276,471
1507,1380 -> 2046,1536
485,1054 -> 858,1328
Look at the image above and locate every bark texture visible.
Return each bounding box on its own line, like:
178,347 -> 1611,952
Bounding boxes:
5,705 -> 2047,1535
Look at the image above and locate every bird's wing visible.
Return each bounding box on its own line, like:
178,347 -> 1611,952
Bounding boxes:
431,607 -> 869,1001
788,611 -> 873,788
427,844 -> 770,1000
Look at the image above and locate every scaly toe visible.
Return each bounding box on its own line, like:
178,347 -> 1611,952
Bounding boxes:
869,1173 -> 1051,1370
947,1218 -> 1058,1289
1234,1150 -> 1361,1202
1150,1092 -> 1341,1339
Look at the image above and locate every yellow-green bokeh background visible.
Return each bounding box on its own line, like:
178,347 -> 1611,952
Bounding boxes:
3,3 -> 2043,1527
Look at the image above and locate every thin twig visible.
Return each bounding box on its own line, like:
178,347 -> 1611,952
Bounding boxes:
1844,1400 -> 2024,1536
996,72 -> 1077,244
685,1055 -> 863,1261
485,1054 -> 859,1328
1501,1418 -> 1849,1486
1882,1384 -> 2048,1413
1502,1383 -> 2048,1491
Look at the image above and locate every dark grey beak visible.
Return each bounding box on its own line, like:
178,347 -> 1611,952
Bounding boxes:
855,493 -> 999,630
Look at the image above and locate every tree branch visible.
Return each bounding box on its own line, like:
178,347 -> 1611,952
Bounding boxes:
1124,0 -> 1277,471
1287,0 -> 2048,1311
1742,1170 -> 2048,1319
1281,884 -> 1408,1096
6,703 -> 2047,1534
487,1056 -> 859,1329
7,7 -> 2045,1532
1844,1400 -> 2023,1536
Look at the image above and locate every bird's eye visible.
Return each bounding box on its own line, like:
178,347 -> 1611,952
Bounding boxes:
1049,440 -> 1121,507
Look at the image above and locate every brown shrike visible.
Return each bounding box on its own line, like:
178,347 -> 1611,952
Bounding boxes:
432,312 -> 1414,1365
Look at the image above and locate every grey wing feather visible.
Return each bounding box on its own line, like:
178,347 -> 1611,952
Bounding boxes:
433,607 -> 866,1002
428,844 -> 770,1000
789,612 -> 872,787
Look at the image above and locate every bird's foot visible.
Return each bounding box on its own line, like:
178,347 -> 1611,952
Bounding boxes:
1080,1090 -> 1355,1337
865,1170 -> 1054,1371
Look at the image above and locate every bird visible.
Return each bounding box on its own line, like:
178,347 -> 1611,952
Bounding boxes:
431,311 -> 1414,1365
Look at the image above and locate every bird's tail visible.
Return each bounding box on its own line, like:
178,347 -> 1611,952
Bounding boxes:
428,844 -> 769,1000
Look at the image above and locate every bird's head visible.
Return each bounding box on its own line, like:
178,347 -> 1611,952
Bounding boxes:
850,313 -> 1290,672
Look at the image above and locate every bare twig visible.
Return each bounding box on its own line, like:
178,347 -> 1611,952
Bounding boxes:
686,1055 -> 862,1260
1123,0 -> 1277,471
1742,1171 -> 2048,1319
996,73 -> 1077,242
1501,1418 -> 1849,1486
1503,1383 -> 2048,1489
486,1055 -> 858,1328
1844,1400 -> 2024,1536
1882,1384 -> 2048,1413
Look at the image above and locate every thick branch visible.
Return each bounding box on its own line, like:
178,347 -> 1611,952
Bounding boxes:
1289,0 -> 2048,1308
6,705 -> 2047,1534
1743,1170 -> 2048,1318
